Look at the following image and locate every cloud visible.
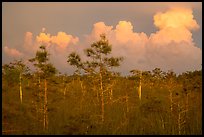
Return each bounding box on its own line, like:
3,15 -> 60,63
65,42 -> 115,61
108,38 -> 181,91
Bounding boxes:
2,7 -> 201,75
145,7 -> 201,73
36,32 -> 52,46
34,29 -> 80,74
153,7 -> 199,30
85,22 -> 113,43
23,31 -> 38,52
51,32 -> 79,49
149,27 -> 193,45
4,46 -> 23,57
84,7 -> 201,74
24,32 -> 33,46
35,30 -> 79,50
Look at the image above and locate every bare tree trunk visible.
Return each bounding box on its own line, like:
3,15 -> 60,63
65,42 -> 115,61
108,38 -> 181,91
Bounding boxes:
96,85 -> 99,103
169,89 -> 173,113
64,86 -> 66,99
138,73 -> 142,100
178,102 -> 181,135
63,77 -> 66,99
19,73 -> 23,104
39,76 -> 41,89
126,95 -> 129,113
100,72 -> 104,123
44,79 -> 48,130
110,88 -> 113,102
80,80 -> 85,95
160,114 -> 165,129
80,80 -> 85,110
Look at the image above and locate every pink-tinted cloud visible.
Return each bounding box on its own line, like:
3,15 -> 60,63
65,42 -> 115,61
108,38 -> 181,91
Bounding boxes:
3,7 -> 201,75
85,7 -> 201,74
85,22 -> 114,44
35,29 -> 79,51
154,7 -> 199,30
149,27 -> 193,45
36,32 -> 52,46
24,32 -> 33,46
23,31 -> 38,52
51,32 -> 79,49
33,29 -> 80,74
4,46 -> 23,57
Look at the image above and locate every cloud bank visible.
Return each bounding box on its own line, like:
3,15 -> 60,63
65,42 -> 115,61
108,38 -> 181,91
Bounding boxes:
4,46 -> 23,57
85,7 -> 201,74
3,7 -> 202,75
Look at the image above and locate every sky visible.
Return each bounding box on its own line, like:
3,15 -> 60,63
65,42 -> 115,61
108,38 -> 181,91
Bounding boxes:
2,2 -> 202,75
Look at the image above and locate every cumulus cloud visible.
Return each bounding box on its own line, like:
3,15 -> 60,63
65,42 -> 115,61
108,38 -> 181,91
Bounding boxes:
4,46 -> 23,57
85,7 -> 201,74
35,30 -> 79,51
24,32 -> 33,46
34,29 -> 80,74
23,31 -> 38,53
85,22 -> 114,44
3,7 -> 201,75
154,7 -> 199,30
145,7 -> 201,72
51,32 -> 79,49
36,32 -> 52,46
3,29 -> 80,74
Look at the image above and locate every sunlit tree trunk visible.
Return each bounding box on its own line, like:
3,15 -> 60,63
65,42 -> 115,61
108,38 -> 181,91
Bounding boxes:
125,92 -> 129,113
38,76 -> 41,90
43,79 -> 48,130
177,98 -> 188,135
93,83 -> 99,103
169,89 -> 173,113
19,73 -> 23,104
64,86 -> 66,99
63,76 -> 66,99
100,71 -> 104,123
138,72 -> 142,100
109,79 -> 114,103
110,88 -> 113,102
80,79 -> 85,110
178,102 -> 181,135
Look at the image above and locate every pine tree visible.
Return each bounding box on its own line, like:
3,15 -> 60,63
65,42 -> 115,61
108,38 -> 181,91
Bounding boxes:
130,69 -> 142,100
29,45 -> 57,130
3,60 -> 30,104
67,34 -> 123,123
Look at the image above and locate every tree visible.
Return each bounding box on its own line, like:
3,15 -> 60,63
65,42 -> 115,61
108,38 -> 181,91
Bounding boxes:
130,69 -> 142,100
152,68 -> 165,88
164,70 -> 177,113
29,45 -> 57,130
67,34 -> 123,122
2,60 -> 30,104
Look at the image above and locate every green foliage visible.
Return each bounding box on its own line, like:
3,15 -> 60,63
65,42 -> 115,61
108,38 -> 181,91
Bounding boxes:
67,34 -> 123,75
2,64 -> 19,85
42,63 -> 57,78
29,45 -> 57,78
2,60 -> 30,85
178,70 -> 202,93
67,52 -> 83,69
2,68 -> 202,135
2,37 -> 202,135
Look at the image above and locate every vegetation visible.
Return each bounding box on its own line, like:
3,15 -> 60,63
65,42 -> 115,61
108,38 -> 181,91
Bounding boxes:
2,35 -> 202,135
